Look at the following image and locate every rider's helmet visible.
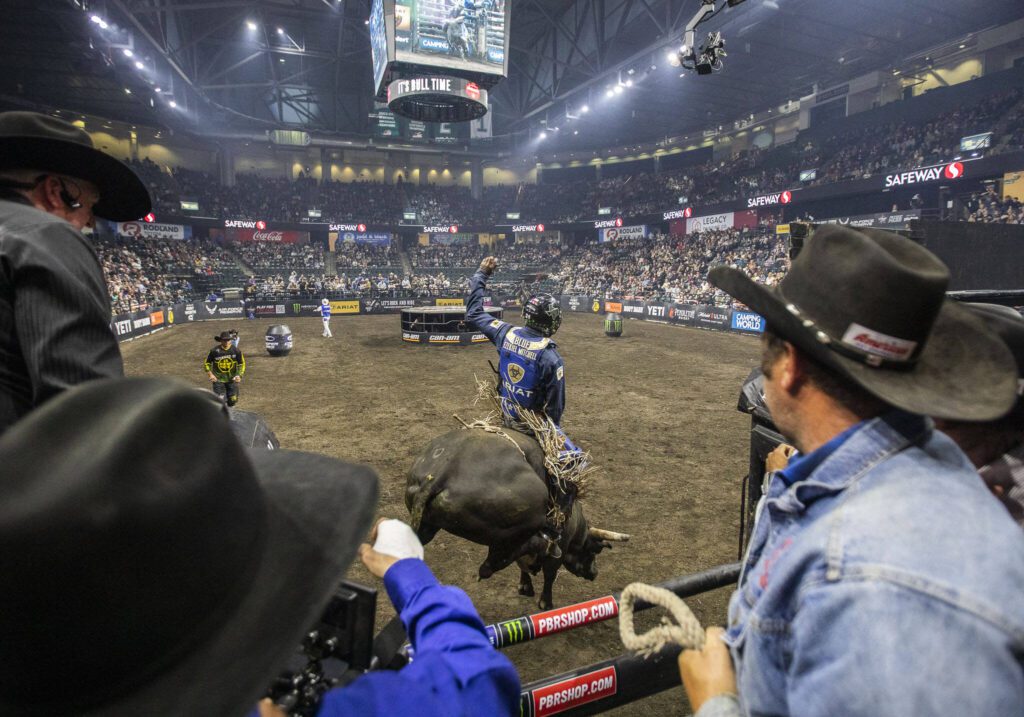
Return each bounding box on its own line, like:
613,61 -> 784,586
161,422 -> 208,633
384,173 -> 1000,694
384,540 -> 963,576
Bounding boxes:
523,295 -> 562,337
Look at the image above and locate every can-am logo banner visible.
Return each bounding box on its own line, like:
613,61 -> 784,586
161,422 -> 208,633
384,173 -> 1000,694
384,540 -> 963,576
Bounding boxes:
819,210 -> 921,230
883,161 -> 966,188
746,190 -> 793,208
230,229 -> 308,244
599,224 -> 647,242
663,207 -> 693,221
115,221 -> 190,240
224,219 -> 267,229
340,231 -> 391,246
594,217 -> 624,229
686,212 -> 734,234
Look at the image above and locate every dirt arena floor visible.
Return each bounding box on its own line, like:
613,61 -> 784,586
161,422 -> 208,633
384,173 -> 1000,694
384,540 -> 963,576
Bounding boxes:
122,312 -> 761,715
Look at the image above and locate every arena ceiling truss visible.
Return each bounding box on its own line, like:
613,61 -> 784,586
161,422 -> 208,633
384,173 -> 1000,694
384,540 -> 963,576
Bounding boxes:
1,0 -> 1022,149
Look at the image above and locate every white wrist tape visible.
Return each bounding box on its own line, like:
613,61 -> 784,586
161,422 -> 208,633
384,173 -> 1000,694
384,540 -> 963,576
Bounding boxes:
372,519 -> 425,562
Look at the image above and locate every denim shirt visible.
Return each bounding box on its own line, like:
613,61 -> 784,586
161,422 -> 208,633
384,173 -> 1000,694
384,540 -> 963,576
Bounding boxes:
715,411 -> 1024,717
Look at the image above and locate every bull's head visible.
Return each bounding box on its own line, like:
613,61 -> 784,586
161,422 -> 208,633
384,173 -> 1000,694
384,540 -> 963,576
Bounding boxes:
562,528 -> 629,581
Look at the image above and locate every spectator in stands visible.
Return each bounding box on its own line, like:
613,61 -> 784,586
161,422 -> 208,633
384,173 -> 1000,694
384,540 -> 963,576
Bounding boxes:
934,303 -> 1024,527
0,377 -> 519,717
679,226 -> 1023,716
0,111 -> 150,434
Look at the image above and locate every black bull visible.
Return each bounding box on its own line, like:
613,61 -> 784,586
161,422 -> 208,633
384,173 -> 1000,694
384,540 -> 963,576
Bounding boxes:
406,428 -> 628,610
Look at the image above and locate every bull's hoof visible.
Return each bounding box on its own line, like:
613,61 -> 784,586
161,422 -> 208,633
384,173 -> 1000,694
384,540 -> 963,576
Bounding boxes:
478,563 -> 494,580
518,584 -> 534,597
537,596 -> 553,611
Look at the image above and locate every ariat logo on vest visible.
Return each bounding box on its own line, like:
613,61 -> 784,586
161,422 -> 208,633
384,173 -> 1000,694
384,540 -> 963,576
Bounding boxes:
507,363 -> 526,383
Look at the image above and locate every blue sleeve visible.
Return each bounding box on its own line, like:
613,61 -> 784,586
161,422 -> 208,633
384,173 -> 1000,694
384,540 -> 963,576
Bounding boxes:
465,270 -> 509,345
542,352 -> 565,425
316,560 -> 520,717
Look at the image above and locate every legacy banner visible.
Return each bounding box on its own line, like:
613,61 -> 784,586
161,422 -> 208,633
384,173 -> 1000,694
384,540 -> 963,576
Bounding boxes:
599,225 -> 648,242
686,212 -> 734,234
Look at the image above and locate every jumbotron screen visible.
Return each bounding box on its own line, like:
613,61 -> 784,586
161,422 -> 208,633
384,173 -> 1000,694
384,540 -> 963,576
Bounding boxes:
371,0 -> 510,98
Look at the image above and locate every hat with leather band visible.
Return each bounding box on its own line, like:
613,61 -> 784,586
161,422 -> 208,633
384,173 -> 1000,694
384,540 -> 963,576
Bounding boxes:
709,225 -> 1017,421
0,378 -> 379,716
0,111 -> 151,220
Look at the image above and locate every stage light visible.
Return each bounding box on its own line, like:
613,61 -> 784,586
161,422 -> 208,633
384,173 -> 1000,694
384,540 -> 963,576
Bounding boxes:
614,85 -> 623,94
625,79 -> 633,87
539,131 -> 547,140
90,15 -> 102,24
135,61 -> 144,70
154,87 -> 161,93
277,27 -> 285,34
246,20 -> 257,30
169,100 -> 177,108
605,89 -> 614,98
123,48 -> 133,57
581,105 -> 589,113
573,130 -> 578,135
124,88 -> 132,94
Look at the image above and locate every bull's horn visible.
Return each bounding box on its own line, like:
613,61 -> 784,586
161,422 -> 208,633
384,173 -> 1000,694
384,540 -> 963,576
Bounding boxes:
589,527 -> 630,541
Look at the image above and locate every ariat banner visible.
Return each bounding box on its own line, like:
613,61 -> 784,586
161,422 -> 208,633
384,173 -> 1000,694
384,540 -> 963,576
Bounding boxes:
330,300 -> 361,315
436,298 -> 465,307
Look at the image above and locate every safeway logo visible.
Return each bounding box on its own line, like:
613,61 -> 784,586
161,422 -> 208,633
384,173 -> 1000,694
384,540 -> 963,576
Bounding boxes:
663,207 -> 693,220
594,217 -> 624,229
357,223 -> 367,233
884,161 -> 967,188
450,225 -> 458,233
423,225 -> 459,234
747,191 -> 794,208
225,219 -> 267,229
512,223 -> 545,233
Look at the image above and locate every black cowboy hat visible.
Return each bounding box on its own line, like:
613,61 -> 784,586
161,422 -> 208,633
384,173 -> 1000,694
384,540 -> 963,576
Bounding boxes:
965,303 -> 1024,405
215,330 -> 234,342
709,225 -> 1017,421
0,111 -> 151,220
0,378 -> 378,716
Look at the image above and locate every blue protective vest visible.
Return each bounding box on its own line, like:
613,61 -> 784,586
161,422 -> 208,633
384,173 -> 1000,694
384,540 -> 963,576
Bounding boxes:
498,326 -> 551,414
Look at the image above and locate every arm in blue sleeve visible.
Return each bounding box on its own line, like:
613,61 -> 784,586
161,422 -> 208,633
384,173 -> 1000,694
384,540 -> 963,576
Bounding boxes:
316,560 -> 520,717
465,270 -> 508,344
543,353 -> 565,425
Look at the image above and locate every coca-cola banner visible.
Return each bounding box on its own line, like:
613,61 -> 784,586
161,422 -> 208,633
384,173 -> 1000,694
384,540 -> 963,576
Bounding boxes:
227,228 -> 309,244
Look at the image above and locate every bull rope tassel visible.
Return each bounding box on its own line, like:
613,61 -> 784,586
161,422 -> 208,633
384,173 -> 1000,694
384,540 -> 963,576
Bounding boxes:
618,583 -> 705,659
452,413 -> 528,462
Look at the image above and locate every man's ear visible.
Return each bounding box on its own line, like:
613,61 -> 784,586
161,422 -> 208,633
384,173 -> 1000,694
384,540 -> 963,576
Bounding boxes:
778,341 -> 804,394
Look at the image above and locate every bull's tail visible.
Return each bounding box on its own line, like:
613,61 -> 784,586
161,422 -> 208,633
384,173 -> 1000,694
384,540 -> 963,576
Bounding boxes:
407,473 -> 444,539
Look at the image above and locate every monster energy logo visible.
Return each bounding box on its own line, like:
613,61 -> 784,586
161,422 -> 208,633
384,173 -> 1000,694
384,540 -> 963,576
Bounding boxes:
501,619 -> 527,645
293,303 -> 301,313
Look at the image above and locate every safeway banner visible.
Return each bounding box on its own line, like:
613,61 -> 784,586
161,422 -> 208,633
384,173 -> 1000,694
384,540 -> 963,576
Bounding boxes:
686,212 -> 733,234
883,161 -> 967,188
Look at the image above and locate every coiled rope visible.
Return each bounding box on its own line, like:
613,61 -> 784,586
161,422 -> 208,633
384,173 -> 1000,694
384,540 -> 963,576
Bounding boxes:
618,583 -> 705,657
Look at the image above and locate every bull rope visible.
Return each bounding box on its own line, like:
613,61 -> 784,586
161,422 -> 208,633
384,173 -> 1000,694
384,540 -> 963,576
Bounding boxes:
471,377 -> 597,500
618,583 -> 705,658
452,413 -> 528,462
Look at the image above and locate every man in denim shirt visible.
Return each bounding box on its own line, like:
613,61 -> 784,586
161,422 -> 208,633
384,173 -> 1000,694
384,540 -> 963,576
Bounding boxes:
679,226 -> 1024,716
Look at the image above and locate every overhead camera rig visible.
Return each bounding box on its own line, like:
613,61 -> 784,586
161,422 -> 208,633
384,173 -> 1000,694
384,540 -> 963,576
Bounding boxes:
668,0 -> 743,75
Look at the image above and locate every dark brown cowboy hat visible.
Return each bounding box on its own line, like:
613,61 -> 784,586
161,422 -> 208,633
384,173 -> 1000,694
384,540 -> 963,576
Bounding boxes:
709,225 -> 1017,421
0,378 -> 378,716
0,111 -> 151,220
215,330 -> 234,342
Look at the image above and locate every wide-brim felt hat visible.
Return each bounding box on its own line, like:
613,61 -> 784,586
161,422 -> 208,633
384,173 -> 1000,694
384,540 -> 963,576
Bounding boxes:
0,111 -> 151,220
709,225 -> 1017,421
965,303 -> 1024,404
0,378 -> 379,716
215,330 -> 234,342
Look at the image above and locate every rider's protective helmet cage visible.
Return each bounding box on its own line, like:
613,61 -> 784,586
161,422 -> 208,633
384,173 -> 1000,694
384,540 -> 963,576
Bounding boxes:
523,295 -> 562,337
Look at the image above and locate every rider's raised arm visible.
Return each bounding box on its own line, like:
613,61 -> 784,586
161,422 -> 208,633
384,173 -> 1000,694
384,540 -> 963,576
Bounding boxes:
466,259 -> 508,345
